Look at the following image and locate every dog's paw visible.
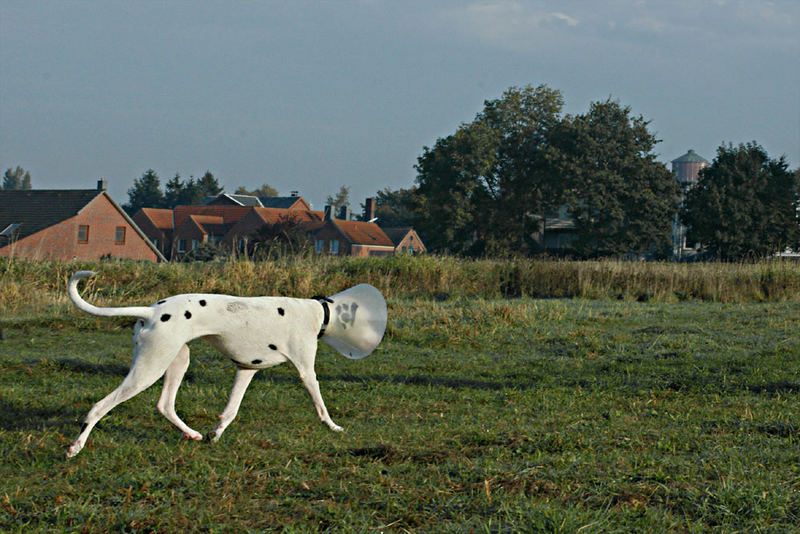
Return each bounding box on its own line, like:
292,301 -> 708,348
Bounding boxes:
183,431 -> 203,441
329,423 -> 344,432
66,441 -> 83,458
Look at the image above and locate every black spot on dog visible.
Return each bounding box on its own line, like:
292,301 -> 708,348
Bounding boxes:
251,359 -> 262,365
80,422 -> 88,433
269,344 -> 277,350
278,307 -> 285,316
160,314 -> 171,322
184,311 -> 192,319
200,299 -> 207,307
157,300 -> 166,305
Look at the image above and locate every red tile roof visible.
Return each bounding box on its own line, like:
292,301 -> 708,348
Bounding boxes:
333,220 -> 394,247
192,215 -> 228,235
139,208 -> 175,230
173,205 -> 252,227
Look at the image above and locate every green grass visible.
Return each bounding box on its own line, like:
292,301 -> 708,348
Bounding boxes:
1,296 -> 798,532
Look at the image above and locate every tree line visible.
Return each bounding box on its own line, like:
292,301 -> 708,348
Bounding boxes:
3,167 -> 32,190
122,170 -> 223,213
392,84 -> 799,260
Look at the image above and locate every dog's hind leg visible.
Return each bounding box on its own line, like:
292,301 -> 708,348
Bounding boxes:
66,344 -> 181,458
209,366 -> 258,442
156,344 -> 202,441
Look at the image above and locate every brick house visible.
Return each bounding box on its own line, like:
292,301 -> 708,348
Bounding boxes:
224,207 -> 323,254
0,182 -> 164,262
132,207 -> 175,258
135,205 -> 252,260
173,214 -> 228,256
131,195 -> 425,259
381,227 -> 426,254
313,216 -> 395,257
132,201 -> 324,260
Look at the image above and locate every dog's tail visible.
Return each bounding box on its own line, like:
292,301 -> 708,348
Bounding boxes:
68,271 -> 155,320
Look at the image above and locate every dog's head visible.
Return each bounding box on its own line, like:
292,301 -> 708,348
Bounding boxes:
320,284 -> 386,359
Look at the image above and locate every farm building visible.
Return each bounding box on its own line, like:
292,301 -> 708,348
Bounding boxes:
134,201 -> 325,260
313,217 -> 395,257
0,181 -> 164,262
133,195 -> 424,260
382,227 -> 426,254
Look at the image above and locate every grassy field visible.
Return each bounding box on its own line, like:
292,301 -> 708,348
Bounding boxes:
3,255 -> 800,317
1,258 -> 799,531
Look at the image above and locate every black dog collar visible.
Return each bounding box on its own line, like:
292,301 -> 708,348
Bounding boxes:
312,295 -> 334,338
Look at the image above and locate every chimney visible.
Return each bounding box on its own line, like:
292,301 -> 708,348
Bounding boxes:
324,205 -> 334,221
338,205 -> 351,221
97,178 -> 107,191
364,197 -> 377,222
290,190 -> 299,197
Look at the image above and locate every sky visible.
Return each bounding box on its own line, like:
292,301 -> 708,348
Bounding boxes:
2,1 -> 798,211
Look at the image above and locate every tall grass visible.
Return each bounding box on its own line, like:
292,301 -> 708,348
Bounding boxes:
2,256 -> 799,320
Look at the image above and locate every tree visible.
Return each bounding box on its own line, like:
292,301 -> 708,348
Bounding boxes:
164,174 -> 205,208
361,187 -> 416,226
411,127 -> 485,254
553,99 -> 680,258
197,171 -> 222,198
124,169 -> 164,214
476,84 -> 566,254
680,142 -> 800,260
235,184 -> 279,197
411,84 -> 565,255
326,185 -> 350,210
411,86 -> 681,257
3,166 -> 32,190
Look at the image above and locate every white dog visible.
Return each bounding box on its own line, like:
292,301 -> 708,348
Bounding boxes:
65,270 -> 387,458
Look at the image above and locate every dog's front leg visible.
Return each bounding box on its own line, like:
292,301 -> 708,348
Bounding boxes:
297,367 -> 343,432
209,367 -> 258,442
156,344 -> 202,441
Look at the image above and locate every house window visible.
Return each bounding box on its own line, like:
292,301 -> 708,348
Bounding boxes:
153,238 -> 160,249
115,226 -> 126,244
192,239 -> 200,250
315,239 -> 325,253
177,239 -> 187,253
330,239 -> 339,255
77,225 -> 89,243
238,237 -> 246,252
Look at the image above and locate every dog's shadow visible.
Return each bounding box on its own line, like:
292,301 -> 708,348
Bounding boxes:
313,372 -> 519,391
0,398 -> 83,432
53,357 -> 130,377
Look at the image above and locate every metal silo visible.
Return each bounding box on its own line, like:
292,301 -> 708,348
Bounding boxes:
671,149 -> 709,259
671,149 -> 709,187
